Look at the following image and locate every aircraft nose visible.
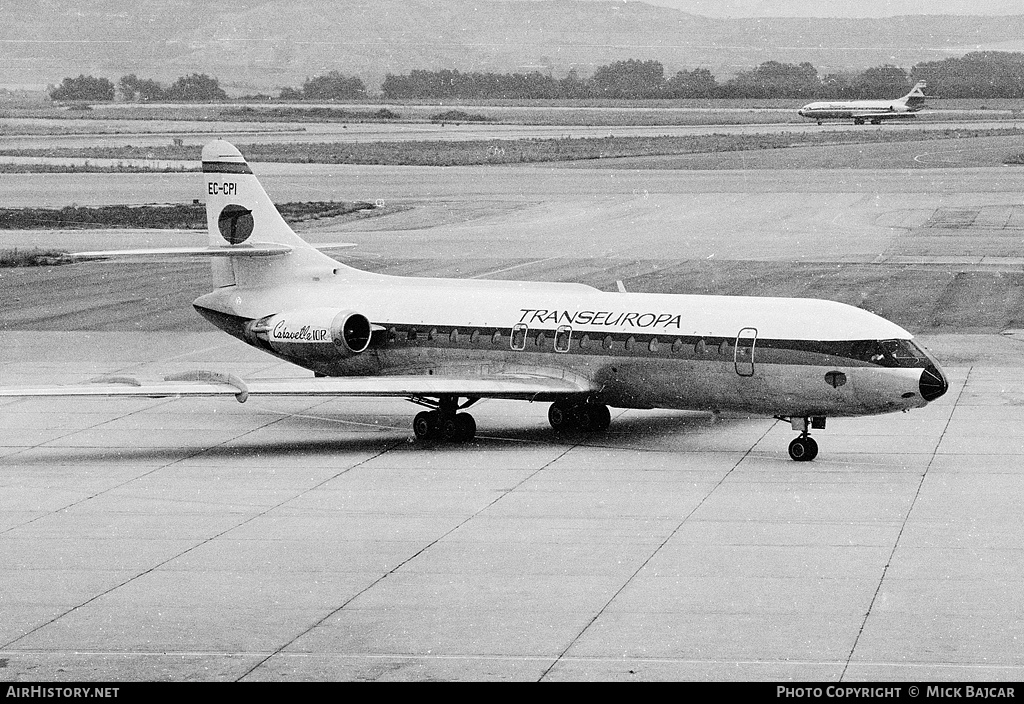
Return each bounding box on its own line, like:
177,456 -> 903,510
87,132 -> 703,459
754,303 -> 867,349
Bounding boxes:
919,364 -> 948,402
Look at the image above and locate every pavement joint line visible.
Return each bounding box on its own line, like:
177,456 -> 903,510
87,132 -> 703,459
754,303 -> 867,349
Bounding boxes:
107,341 -> 241,373
0,395 -> 206,536
838,365 -> 974,682
236,442 -> 582,681
469,256 -> 562,279
0,411 -> 405,652
537,420 -> 779,682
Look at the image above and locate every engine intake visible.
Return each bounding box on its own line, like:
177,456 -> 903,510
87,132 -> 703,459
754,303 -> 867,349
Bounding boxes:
247,308 -> 372,360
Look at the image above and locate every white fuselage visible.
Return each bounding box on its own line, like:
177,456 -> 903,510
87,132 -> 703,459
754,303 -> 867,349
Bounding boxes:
194,267 -> 947,419
798,100 -> 917,122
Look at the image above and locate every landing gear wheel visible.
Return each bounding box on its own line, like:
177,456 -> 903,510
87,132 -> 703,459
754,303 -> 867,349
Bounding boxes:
572,404 -> 593,431
548,402 -> 572,431
455,413 -> 476,442
411,396 -> 477,443
413,411 -> 437,440
788,436 -> 819,462
440,415 -> 462,442
587,404 -> 611,432
549,401 -> 611,433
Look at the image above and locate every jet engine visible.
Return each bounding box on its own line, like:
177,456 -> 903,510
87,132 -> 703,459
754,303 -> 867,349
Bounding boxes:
246,308 -> 372,360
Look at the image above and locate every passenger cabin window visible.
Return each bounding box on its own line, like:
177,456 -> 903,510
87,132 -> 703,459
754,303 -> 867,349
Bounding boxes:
718,339 -> 730,355
408,328 -> 418,341
579,334 -> 590,349
511,323 -> 528,351
604,335 -> 614,350
450,328 -> 459,344
672,338 -> 683,353
555,325 -> 572,353
470,330 -> 480,344
536,331 -> 547,348
648,337 -> 659,353
695,338 -> 707,355
492,330 -> 502,345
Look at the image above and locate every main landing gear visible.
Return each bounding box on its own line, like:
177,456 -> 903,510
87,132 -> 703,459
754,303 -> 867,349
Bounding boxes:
410,397 -> 612,443
412,395 -> 477,443
782,416 -> 825,462
548,399 -> 612,433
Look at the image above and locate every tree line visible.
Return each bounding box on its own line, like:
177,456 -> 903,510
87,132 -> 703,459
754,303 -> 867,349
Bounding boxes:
380,54 -> 1024,100
50,73 -> 229,102
48,52 -> 1024,102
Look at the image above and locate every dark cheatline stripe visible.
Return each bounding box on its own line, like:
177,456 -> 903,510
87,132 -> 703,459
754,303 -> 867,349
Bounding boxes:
193,308 -> 934,371
202,161 -> 253,175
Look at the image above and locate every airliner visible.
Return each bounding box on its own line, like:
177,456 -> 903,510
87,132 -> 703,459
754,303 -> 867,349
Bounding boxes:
0,140 -> 948,461
798,81 -> 929,125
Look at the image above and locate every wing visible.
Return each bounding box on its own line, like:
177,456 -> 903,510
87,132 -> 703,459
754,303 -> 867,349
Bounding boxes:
70,242 -> 355,261
0,370 -> 596,403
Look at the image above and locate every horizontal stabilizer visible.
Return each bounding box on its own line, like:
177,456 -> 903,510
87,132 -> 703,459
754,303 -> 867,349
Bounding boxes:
71,243 -> 294,260
311,243 -> 357,251
68,242 -> 353,262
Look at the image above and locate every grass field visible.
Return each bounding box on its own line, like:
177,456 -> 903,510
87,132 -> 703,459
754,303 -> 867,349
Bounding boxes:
0,248 -> 69,267
0,163 -> 196,174
0,201 -> 375,231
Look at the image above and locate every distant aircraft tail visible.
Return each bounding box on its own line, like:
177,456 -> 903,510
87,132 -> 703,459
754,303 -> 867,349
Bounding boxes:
201,140 -> 342,287
900,81 -> 928,110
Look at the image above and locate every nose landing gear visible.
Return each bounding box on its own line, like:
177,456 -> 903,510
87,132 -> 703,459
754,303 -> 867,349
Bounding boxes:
782,416 -> 825,462
788,435 -> 818,462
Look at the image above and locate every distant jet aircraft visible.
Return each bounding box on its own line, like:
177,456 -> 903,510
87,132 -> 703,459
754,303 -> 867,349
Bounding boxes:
798,81 -> 929,125
0,140 -> 949,461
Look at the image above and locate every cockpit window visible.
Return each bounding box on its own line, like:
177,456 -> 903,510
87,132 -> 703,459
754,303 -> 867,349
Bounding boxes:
851,339 -> 927,368
882,339 -> 926,366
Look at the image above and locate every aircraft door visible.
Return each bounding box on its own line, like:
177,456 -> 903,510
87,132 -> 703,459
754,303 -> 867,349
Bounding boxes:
511,323 -> 528,351
554,325 -> 572,352
734,327 -> 757,377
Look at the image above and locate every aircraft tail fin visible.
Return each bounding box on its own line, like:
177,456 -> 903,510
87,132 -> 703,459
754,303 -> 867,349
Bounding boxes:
201,140 -> 343,287
901,81 -> 928,110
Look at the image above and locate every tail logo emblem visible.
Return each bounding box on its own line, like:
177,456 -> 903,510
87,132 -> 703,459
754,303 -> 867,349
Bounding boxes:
218,204 -> 254,244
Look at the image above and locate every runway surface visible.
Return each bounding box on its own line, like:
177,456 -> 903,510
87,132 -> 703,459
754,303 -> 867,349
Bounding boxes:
5,141 -> 1024,680
1,332 -> 1023,681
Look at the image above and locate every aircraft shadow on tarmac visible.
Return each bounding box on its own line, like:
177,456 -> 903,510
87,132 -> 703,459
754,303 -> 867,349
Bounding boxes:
7,411 -> 763,464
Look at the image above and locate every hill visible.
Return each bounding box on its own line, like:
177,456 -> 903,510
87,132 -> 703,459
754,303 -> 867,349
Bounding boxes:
5,0 -> 1024,93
